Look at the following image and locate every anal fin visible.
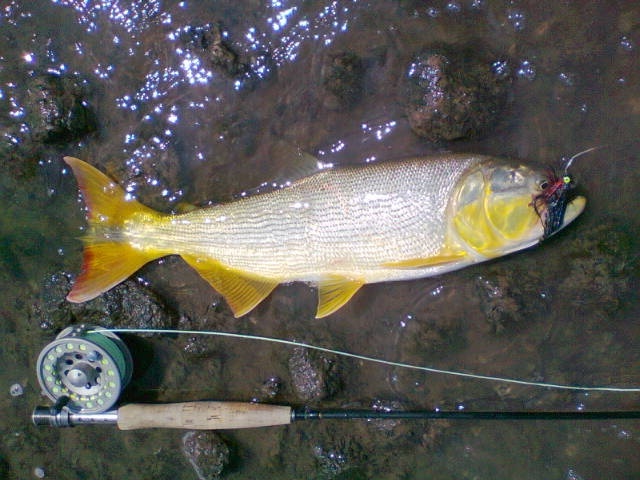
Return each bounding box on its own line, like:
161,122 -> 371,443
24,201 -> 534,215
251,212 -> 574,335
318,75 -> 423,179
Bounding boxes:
382,250 -> 467,269
316,275 -> 364,319
182,255 -> 279,317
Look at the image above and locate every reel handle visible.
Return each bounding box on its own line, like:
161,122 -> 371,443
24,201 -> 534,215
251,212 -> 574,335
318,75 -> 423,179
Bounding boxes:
117,401 -> 293,430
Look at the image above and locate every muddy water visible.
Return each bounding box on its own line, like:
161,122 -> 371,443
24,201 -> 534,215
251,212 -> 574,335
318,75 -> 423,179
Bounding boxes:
1,0 -> 639,479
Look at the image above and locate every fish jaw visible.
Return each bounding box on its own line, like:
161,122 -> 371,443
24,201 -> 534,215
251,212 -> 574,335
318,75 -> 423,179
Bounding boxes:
540,194 -> 587,240
561,195 -> 586,229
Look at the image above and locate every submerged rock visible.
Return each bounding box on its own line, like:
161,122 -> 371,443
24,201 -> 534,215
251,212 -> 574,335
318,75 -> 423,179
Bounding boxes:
558,222 -> 633,313
182,431 -> 230,480
33,271 -> 76,331
312,442 -> 365,480
107,146 -> 184,212
288,347 -> 341,402
23,73 -> 97,144
34,271 -> 175,332
405,45 -> 510,142
475,275 -> 521,334
367,398 -> 406,433
252,375 -> 282,402
179,23 -> 247,77
322,52 -> 365,109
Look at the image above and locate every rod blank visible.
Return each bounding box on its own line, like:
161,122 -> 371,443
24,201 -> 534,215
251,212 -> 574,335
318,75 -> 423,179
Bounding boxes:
293,409 -> 640,421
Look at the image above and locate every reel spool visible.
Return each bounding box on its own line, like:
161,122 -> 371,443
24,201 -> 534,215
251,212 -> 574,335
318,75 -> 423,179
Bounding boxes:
36,325 -> 132,413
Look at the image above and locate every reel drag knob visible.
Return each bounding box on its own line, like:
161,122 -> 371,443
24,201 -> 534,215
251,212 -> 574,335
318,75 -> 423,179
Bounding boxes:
36,325 -> 133,413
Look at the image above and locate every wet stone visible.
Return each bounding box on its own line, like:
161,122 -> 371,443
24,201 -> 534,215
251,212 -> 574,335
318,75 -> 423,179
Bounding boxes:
475,275 -> 521,334
182,431 -> 230,480
108,147 -> 183,211
252,376 -> 281,402
23,73 -> 97,144
558,222 -> 633,313
33,271 -> 175,332
180,335 -> 212,357
313,445 -> 348,479
312,437 -> 364,480
288,347 -> 341,403
322,52 -> 365,109
180,24 -> 247,77
405,45 -> 510,142
9,383 -> 24,397
405,312 -> 465,357
368,398 -> 405,433
32,271 -> 79,331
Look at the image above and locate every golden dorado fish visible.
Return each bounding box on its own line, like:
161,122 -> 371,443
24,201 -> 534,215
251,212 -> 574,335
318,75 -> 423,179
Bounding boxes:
64,155 -> 585,318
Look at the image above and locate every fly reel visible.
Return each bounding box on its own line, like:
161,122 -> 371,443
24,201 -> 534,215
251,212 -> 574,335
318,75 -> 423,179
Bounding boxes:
36,325 -> 133,413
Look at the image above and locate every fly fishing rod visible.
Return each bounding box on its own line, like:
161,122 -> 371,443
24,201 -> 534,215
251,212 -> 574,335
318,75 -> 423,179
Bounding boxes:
32,397 -> 640,430
32,325 -> 640,431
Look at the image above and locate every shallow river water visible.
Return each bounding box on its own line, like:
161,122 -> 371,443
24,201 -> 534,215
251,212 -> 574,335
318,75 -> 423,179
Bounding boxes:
1,1 -> 639,479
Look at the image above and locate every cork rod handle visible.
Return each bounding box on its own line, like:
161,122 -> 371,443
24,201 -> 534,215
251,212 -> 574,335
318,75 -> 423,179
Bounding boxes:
117,401 -> 293,430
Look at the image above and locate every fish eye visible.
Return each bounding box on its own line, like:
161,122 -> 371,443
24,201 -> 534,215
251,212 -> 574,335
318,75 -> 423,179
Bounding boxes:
539,180 -> 549,190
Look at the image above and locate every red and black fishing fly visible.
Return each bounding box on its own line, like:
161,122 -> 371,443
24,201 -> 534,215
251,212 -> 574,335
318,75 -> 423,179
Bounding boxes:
532,147 -> 599,239
531,169 -> 574,239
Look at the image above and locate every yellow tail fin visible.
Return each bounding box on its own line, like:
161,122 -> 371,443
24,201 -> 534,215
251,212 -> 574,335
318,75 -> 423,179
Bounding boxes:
64,157 -> 164,303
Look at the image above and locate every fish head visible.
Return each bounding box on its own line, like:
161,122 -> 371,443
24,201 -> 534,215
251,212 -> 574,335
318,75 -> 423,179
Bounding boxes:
451,159 -> 586,257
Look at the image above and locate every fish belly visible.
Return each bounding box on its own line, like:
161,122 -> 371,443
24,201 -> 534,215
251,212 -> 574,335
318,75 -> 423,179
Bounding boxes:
147,156 -> 483,282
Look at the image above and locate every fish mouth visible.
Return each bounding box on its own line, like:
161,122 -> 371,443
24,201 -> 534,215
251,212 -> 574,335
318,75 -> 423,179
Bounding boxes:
549,195 -> 586,237
562,195 -> 586,226
535,175 -> 586,238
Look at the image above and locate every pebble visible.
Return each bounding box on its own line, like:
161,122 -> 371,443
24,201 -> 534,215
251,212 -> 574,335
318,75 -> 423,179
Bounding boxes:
9,383 -> 23,397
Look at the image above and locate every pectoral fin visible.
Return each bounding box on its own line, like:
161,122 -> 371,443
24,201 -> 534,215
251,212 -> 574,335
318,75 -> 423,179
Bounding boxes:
316,276 -> 365,318
182,255 -> 279,317
382,251 -> 467,269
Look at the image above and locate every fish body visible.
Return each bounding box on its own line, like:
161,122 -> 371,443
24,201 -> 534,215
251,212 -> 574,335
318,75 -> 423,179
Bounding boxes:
64,154 -> 586,318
